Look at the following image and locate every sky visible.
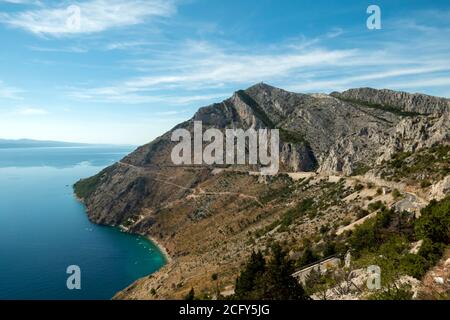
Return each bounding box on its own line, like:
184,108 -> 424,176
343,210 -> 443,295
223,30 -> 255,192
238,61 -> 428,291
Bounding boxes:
0,0 -> 449,145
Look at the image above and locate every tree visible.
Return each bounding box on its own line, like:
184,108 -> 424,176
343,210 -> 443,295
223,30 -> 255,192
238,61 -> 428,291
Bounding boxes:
185,287 -> 195,300
234,251 -> 265,299
296,245 -> 319,268
415,197 -> 450,244
233,245 -> 309,300
261,244 -> 308,300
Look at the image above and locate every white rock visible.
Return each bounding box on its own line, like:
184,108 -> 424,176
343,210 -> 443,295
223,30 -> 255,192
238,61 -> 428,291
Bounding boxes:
444,258 -> 450,267
434,277 -> 444,284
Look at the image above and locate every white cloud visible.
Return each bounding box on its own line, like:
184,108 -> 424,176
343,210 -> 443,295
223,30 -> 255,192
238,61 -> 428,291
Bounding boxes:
16,107 -> 48,116
0,0 -> 42,4
287,65 -> 450,93
67,41 -> 359,104
386,77 -> 450,90
0,81 -> 23,99
28,45 -> 88,53
0,0 -> 175,36
68,31 -> 450,104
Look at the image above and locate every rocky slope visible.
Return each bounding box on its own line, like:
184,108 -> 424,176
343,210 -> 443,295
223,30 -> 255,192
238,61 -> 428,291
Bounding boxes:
74,84 -> 450,299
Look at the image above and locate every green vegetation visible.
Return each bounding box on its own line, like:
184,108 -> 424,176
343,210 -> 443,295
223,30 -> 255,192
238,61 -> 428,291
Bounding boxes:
381,145 -> 450,184
415,197 -> 450,244
235,90 -> 312,146
279,128 -> 308,145
350,196 -> 450,284
368,201 -> 385,212
334,96 -> 425,117
237,195 -> 448,300
236,90 -> 276,128
356,207 -> 370,219
392,189 -> 401,200
260,180 -> 293,204
184,288 -> 195,300
352,163 -> 371,176
73,166 -> 113,199
296,245 -> 320,268
279,198 -> 315,229
367,284 -> 414,300
231,245 -> 309,300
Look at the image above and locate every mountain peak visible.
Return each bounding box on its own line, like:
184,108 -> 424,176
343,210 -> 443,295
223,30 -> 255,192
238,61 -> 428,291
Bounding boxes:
243,82 -> 287,95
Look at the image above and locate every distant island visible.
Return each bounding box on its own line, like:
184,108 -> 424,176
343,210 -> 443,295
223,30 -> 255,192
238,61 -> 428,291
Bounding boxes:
0,139 -> 91,149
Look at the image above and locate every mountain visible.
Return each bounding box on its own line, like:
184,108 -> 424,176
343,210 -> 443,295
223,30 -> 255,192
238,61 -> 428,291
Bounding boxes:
0,139 -> 90,149
74,84 -> 450,300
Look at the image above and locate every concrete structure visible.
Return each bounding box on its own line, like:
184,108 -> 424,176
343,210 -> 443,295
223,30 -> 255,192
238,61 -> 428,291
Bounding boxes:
292,256 -> 342,284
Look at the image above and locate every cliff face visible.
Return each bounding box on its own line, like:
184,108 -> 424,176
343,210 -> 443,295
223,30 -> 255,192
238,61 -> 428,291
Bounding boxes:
331,88 -> 450,116
74,84 -> 450,299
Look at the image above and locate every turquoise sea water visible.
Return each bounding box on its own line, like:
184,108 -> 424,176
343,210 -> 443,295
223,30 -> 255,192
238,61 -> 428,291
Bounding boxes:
0,147 -> 166,300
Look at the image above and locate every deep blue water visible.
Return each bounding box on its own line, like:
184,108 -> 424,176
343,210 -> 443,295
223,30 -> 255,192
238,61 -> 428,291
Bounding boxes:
0,146 -> 166,300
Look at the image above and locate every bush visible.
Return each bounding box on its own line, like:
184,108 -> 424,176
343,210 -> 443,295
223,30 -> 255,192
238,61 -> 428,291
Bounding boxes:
392,189 -> 401,200
233,245 -> 309,300
349,208 -> 393,255
280,198 -> 314,228
420,180 -> 432,188
348,219 -> 377,253
296,246 -> 320,268
415,197 -> 450,244
368,201 -> 385,212
368,284 -> 413,300
400,253 -> 429,279
73,166 -> 114,199
356,208 -> 370,219
185,288 -> 195,300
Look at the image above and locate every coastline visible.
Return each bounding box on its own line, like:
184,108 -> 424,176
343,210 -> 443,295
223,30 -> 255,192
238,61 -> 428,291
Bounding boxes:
73,189 -> 172,297
147,235 -> 172,263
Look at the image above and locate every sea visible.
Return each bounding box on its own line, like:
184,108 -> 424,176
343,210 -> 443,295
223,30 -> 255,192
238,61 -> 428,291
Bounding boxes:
0,146 -> 166,299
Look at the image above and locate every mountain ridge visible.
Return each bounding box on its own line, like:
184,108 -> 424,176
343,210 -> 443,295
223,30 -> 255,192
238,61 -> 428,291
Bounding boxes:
74,83 -> 450,299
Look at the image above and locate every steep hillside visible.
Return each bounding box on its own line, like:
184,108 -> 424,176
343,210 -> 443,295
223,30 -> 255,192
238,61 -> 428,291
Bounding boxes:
74,84 -> 450,299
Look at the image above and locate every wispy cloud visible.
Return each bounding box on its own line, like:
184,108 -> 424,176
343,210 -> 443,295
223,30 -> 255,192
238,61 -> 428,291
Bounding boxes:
0,81 -> 23,99
0,0 -> 42,4
67,40 -> 359,104
0,0 -> 175,36
28,45 -> 88,53
16,107 -> 48,116
67,26 -> 450,103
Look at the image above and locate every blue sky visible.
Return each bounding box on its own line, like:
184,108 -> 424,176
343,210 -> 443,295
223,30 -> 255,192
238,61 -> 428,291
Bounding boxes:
0,0 -> 449,144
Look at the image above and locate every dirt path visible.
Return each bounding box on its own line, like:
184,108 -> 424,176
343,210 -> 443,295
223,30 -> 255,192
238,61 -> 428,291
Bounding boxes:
118,161 -> 263,206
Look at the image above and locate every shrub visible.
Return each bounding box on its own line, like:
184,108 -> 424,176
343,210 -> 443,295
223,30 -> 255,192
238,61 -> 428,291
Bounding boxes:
233,246 -> 309,300
415,197 -> 450,244
356,208 -> 370,219
296,246 -> 320,268
368,201 -> 384,212
185,288 -> 195,300
367,284 -> 413,300
420,180 -> 432,188
392,189 -> 401,200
